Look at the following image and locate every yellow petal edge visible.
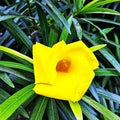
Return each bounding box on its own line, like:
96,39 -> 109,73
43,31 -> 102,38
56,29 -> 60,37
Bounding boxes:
33,40 -> 99,102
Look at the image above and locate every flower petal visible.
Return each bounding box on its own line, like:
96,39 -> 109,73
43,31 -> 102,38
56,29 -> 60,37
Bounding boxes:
53,40 -> 99,70
34,56 -> 95,102
33,42 -> 57,84
33,40 -> 99,101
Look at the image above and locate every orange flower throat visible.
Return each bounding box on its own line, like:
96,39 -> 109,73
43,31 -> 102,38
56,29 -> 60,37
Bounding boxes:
56,59 -> 71,72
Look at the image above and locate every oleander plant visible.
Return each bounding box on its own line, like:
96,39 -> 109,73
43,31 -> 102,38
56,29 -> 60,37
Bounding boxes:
0,0 -> 120,120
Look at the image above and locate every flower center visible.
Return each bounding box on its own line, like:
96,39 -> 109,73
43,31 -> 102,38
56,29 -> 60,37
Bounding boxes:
56,59 -> 71,72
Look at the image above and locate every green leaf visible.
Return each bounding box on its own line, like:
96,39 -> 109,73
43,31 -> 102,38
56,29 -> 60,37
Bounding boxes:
30,96 -> 48,120
114,33 -> 120,62
1,20 -> 33,51
0,66 -> 32,82
74,0 -> 85,12
57,101 -> 75,119
0,84 -> 35,120
0,45 -> 33,64
95,68 -> 120,76
91,0 -> 120,8
100,48 -> 120,73
36,3 -> 49,45
90,44 -> 106,52
49,28 -> 58,47
0,73 -> 15,88
80,0 -> 98,12
80,101 -> 99,120
0,61 -> 33,73
81,8 -> 120,16
89,82 -> 100,102
83,32 -> 120,73
97,89 -> 120,104
0,15 -> 23,22
80,0 -> 120,12
82,95 -> 120,120
48,99 -> 59,120
82,18 -> 120,26
17,106 -> 29,119
59,15 -> 73,42
36,1 -> 63,29
0,88 -> 29,119
100,27 -> 114,35
81,18 -> 109,41
45,0 -> 71,33
0,88 -> 10,103
69,101 -> 83,120
72,18 -> 82,40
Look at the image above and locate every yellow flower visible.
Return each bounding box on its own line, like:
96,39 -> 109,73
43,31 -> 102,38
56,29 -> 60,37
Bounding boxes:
33,40 -> 99,102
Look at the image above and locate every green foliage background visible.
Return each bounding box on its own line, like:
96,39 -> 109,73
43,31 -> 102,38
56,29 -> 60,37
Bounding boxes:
0,0 -> 120,120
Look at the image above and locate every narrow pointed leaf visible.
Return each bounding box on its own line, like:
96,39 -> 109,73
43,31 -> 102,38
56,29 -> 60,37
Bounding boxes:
0,15 -> 23,21
83,32 -> 120,73
72,18 -> 82,40
0,61 -> 33,73
81,8 -> 120,16
114,33 -> 120,62
48,99 -> 59,120
90,44 -> 106,52
89,83 -> 100,102
69,101 -> 83,120
81,0 -> 98,11
75,0 -> 85,12
0,73 -> 15,88
83,18 -> 120,26
57,101 -> 75,119
82,95 -> 120,120
0,84 -> 35,120
0,46 -> 33,64
95,68 -> 120,76
49,29 -> 58,47
59,15 -> 73,42
100,48 -> 120,73
81,18 -> 108,41
36,1 -> 63,29
17,106 -> 29,119
91,0 -> 120,8
0,88 -> 10,103
97,89 -> 120,104
36,3 -> 49,45
45,0 -> 71,33
1,20 -> 33,51
0,88 -> 29,119
80,101 -> 99,120
30,96 -> 48,120
0,66 -> 32,82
